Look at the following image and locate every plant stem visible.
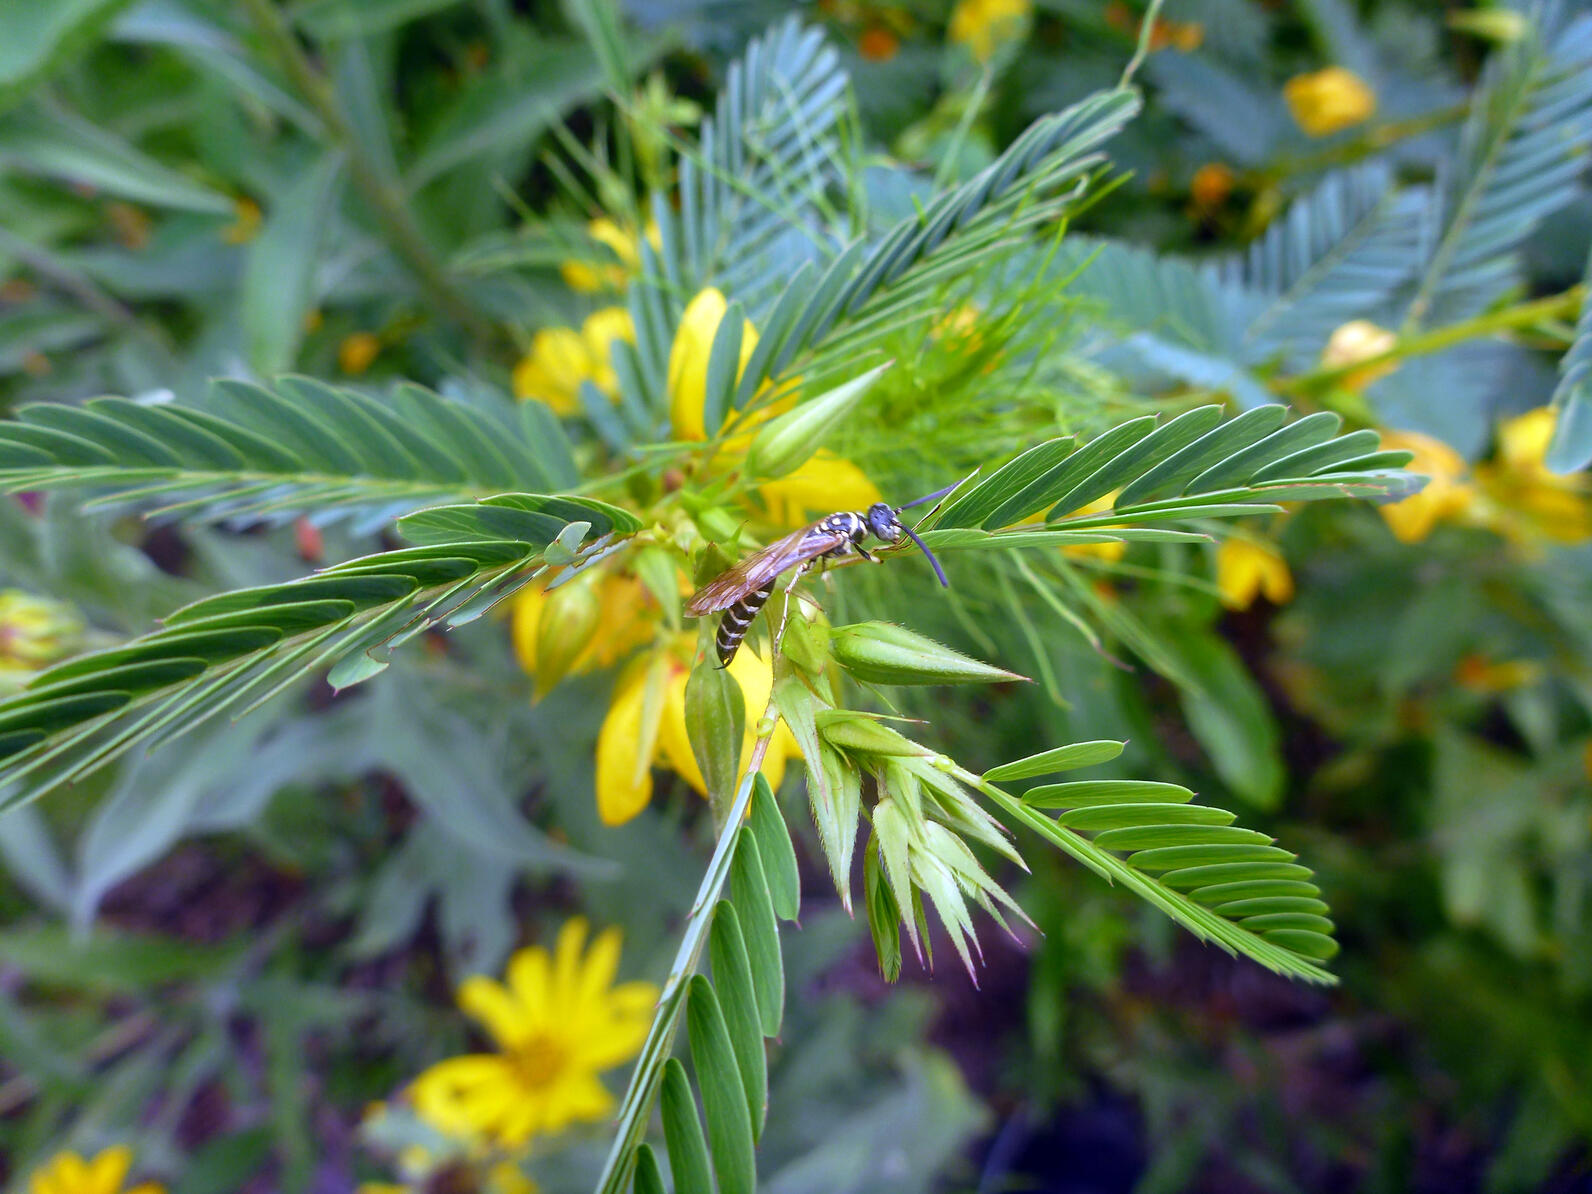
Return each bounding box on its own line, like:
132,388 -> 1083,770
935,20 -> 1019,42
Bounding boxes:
237,0 -> 494,340
1274,284 -> 1585,399
593,698 -> 780,1194
1243,103 -> 1468,187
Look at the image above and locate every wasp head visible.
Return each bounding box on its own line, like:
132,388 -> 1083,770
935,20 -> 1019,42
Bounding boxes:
865,502 -> 902,542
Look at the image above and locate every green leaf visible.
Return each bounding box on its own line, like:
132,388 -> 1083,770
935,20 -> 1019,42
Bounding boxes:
863,839 -> 902,981
632,1146 -> 668,1194
240,153 -> 345,374
1166,628 -> 1285,809
293,0 -> 465,38
1547,243 -> 1592,472
747,773 -> 799,922
1023,779 -> 1193,808
728,829 -> 784,1037
0,99 -> 232,211
660,1060 -> 713,1194
937,437 -> 1076,528
983,740 -> 1125,781
708,902 -> 768,1139
0,0 -> 135,112
687,974 -> 757,1194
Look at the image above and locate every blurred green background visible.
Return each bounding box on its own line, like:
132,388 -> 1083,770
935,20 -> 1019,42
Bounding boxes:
1,1 -> 1590,1192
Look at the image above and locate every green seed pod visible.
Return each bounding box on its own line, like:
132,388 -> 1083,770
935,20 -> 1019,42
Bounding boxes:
816,710 -> 929,757
779,605 -> 830,676
829,622 -> 1026,686
744,361 -> 891,478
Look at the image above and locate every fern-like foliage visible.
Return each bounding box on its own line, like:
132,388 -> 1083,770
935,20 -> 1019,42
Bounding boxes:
1216,163 -> 1427,370
0,377 -> 577,529
1403,1 -> 1592,329
1547,242 -> 1592,473
917,403 -> 1416,550
0,495 -> 638,811
654,17 -> 850,312
971,745 -> 1336,981
597,774 -> 799,1194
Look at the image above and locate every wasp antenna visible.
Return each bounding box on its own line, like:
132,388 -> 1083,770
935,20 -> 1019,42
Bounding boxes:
900,524 -> 949,588
897,466 -> 981,525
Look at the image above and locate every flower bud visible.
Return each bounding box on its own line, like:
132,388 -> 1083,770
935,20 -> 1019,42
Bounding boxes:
816,710 -> 930,757
829,622 -> 1025,686
532,573 -> 602,697
744,361 -> 891,479
1283,67 -> 1376,137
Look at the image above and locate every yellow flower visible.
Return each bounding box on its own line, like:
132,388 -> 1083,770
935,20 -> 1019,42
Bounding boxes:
27,1147 -> 163,1194
1284,67 -> 1376,137
1216,538 -> 1293,610
1321,319 -> 1398,391
221,196 -> 262,244
0,590 -> 84,693
596,636 -> 799,826
1378,430 -> 1474,543
512,308 -> 634,415
1476,407 -> 1592,543
1060,493 -> 1127,563
667,289 -> 760,440
561,217 -> 645,293
339,332 -> 381,376
948,0 -> 1031,62
757,451 -> 883,526
410,919 -> 658,1148
487,1161 -> 538,1194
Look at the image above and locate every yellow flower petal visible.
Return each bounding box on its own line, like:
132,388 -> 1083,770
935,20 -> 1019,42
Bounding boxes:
1216,538 -> 1294,610
457,976 -> 528,1049
1379,430 -> 1473,543
948,0 -> 1031,62
1284,67 -> 1376,137
513,327 -> 589,415
86,1148 -> 133,1194
667,288 -> 759,441
757,451 -> 883,527
561,217 -> 640,293
505,944 -> 552,1029
596,658 -> 662,825
581,307 -> 635,397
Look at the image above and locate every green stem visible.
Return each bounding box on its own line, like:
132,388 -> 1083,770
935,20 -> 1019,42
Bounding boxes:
1243,103 -> 1467,188
237,0 -> 494,340
594,701 -> 780,1194
1274,284 -> 1585,399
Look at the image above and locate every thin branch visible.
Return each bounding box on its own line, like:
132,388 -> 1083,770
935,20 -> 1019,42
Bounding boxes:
236,0 -> 495,341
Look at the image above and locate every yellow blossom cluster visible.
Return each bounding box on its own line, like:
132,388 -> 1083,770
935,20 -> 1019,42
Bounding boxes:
512,308 -> 634,415
1284,67 -> 1376,137
26,1147 -> 162,1194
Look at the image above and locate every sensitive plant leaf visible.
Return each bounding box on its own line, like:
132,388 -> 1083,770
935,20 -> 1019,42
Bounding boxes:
1546,244 -> 1592,473
687,975 -> 757,1194
747,774 -> 800,922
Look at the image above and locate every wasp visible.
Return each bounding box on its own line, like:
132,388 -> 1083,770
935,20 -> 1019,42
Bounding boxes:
686,480 -> 962,667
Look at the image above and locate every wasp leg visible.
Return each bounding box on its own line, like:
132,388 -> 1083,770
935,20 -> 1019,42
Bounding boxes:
855,544 -> 882,564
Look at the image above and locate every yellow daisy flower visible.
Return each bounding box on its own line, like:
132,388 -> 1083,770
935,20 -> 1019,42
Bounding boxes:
410,919 -> 658,1148
1284,67 -> 1376,137
1216,538 -> 1294,610
26,1147 -> 162,1194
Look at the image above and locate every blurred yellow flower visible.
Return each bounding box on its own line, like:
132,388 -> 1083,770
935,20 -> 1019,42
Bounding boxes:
27,1147 -> 162,1194
758,450 -> 883,526
512,308 -> 634,415
597,635 -> 799,826
1378,430 -> 1473,542
1217,538 -> 1293,610
948,0 -> 1030,62
411,919 -> 658,1148
1061,493 -> 1127,563
511,571 -> 657,692
1321,319 -> 1398,390
221,196 -> 262,244
561,217 -> 649,293
668,288 -> 760,440
1,589 -> 84,693
1476,407 -> 1592,543
1284,67 -> 1376,136
339,332 -> 381,376
1190,162 -> 1234,212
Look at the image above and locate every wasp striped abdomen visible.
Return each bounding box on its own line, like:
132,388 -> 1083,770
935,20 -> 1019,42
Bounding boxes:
714,582 -> 774,667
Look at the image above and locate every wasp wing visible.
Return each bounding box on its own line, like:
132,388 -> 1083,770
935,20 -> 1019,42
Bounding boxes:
686,524 -> 848,615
